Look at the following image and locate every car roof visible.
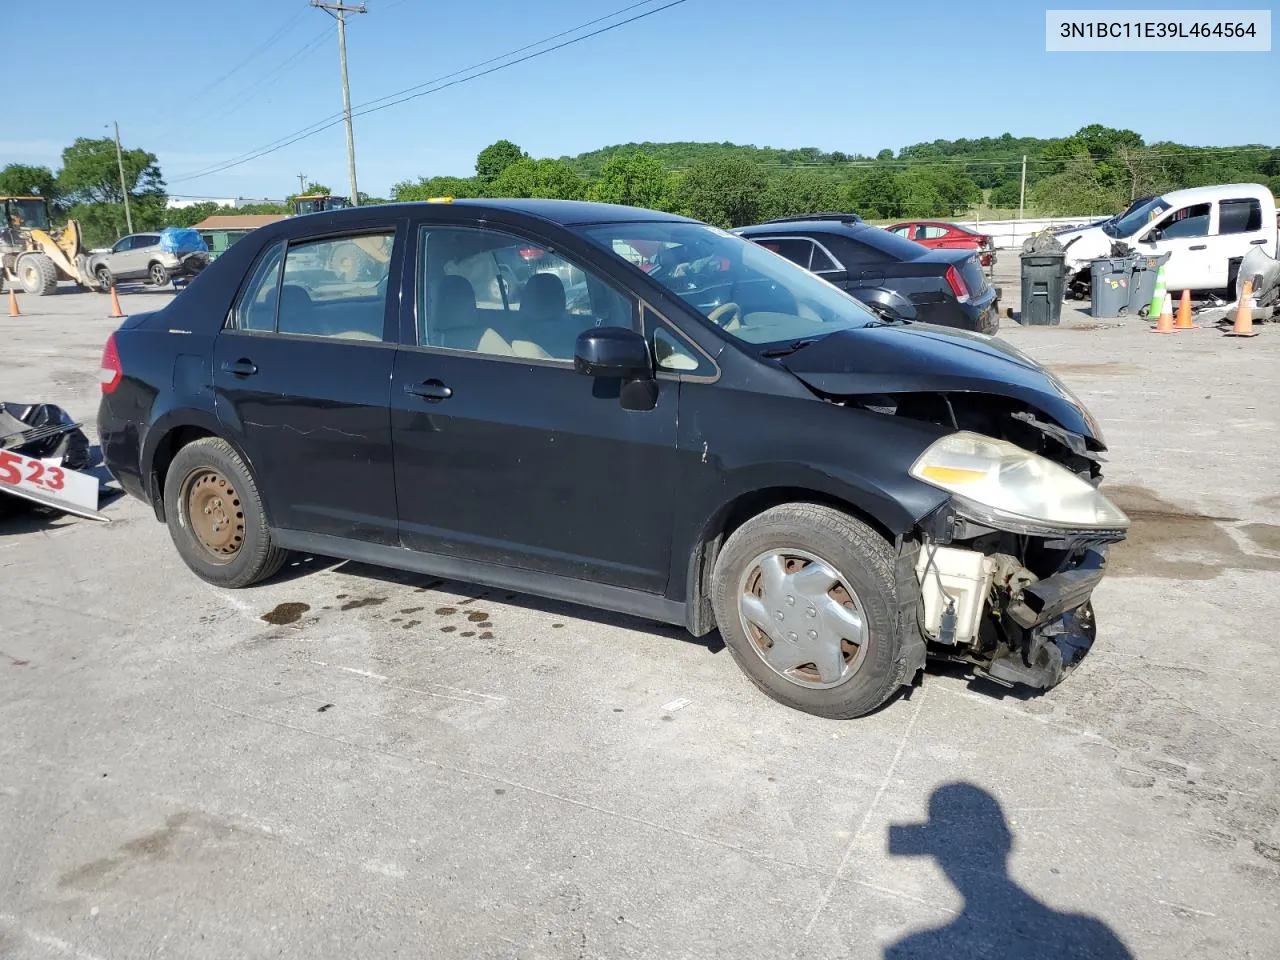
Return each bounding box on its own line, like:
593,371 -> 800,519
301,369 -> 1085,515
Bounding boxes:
300,198 -> 698,227
1158,183 -> 1275,205
737,218 -> 871,238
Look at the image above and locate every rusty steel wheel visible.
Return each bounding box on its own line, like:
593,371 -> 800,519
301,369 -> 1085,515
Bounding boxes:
737,548 -> 870,690
181,469 -> 245,563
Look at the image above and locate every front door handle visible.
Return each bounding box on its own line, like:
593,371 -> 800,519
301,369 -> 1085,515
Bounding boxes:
1250,238 -> 1269,245
221,358 -> 258,377
1188,244 -> 1207,251
405,379 -> 452,401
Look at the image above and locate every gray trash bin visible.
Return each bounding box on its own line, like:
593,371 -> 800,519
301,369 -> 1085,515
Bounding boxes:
1089,256 -> 1137,318
1128,251 -> 1172,317
1020,251 -> 1067,325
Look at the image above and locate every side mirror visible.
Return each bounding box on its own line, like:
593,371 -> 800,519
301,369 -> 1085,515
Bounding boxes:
574,326 -> 651,379
1142,229 -> 1161,244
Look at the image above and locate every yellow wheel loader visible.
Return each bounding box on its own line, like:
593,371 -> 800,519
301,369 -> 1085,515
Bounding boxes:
0,197 -> 99,295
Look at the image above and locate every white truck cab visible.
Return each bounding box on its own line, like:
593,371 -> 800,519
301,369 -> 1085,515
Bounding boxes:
1059,183 -> 1278,293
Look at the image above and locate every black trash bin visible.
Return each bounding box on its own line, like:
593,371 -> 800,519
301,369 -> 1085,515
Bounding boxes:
1089,256 -> 1137,318
1020,251 -> 1067,325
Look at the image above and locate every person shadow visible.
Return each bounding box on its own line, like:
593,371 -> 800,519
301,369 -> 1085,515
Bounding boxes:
884,783 -> 1133,959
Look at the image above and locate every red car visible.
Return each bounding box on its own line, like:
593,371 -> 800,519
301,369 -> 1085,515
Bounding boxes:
886,221 -> 996,268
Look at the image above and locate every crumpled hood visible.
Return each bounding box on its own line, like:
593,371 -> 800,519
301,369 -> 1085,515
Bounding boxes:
777,323 -> 1105,446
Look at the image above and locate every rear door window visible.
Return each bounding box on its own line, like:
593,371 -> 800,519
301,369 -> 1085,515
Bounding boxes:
276,233 -> 394,340
1218,198 -> 1262,234
922,225 -> 948,240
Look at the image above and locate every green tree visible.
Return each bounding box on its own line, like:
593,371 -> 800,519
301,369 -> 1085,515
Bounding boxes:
673,157 -> 767,228
0,164 -> 59,204
761,171 -> 841,221
490,158 -> 584,200
843,167 -> 902,219
1030,155 -> 1125,216
162,201 -> 222,228
476,140 -> 527,181
586,151 -> 674,210
392,175 -> 482,201
57,137 -> 164,206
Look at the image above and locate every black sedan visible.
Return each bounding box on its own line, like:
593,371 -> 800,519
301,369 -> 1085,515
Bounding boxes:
98,199 -> 1127,719
736,214 -> 1000,334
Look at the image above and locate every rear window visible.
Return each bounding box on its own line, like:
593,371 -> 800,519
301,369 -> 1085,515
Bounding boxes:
849,226 -> 928,262
1219,198 -> 1263,234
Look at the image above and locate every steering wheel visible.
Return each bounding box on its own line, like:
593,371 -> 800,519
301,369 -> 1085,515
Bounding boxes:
707,301 -> 741,328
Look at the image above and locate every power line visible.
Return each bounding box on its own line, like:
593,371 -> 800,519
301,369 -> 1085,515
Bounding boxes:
170,0 -> 694,184
153,25 -> 333,144
165,4 -> 310,114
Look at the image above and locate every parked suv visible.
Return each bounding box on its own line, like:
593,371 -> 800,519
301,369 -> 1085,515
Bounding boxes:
98,199 -> 1128,719
736,215 -> 1000,334
88,228 -> 209,289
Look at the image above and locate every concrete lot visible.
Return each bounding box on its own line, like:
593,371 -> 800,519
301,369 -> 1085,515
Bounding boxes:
2,284 -> 1279,959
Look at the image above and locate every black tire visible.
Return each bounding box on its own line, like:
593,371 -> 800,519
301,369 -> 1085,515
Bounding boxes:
163,437 -> 287,588
148,262 -> 170,287
94,265 -> 114,293
711,503 -> 904,719
17,253 -> 58,295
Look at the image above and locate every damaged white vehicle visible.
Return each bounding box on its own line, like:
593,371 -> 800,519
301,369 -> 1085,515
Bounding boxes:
1057,183 -> 1278,296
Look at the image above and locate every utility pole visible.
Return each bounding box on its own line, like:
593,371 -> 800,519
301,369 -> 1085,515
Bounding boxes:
297,173 -> 309,194
1018,154 -> 1027,221
112,121 -> 134,234
312,1 -> 366,206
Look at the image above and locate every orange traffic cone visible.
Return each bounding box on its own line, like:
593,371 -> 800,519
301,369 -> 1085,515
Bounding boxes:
7,287 -> 20,317
1151,291 -> 1175,334
1225,280 -> 1258,338
1174,288 -> 1197,330
108,285 -> 126,319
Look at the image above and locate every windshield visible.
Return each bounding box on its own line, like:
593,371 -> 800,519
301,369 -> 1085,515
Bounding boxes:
1104,196 -> 1169,238
5,199 -> 50,231
578,221 -> 880,346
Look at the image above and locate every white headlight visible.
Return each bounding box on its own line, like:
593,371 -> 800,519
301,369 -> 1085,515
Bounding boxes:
910,431 -> 1129,534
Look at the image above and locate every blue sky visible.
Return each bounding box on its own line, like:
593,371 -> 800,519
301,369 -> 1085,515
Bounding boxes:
5,0 -> 1276,200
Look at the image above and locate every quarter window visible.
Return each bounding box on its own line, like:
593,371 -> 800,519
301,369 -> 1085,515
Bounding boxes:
235,242 -> 283,332
418,226 -> 635,362
755,237 -> 815,269
1219,198 -> 1262,235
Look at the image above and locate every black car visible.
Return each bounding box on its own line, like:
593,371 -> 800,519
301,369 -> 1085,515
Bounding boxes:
736,214 -> 1000,334
97,199 -> 1128,719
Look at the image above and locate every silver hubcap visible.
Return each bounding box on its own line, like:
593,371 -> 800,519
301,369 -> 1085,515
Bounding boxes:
737,549 -> 868,689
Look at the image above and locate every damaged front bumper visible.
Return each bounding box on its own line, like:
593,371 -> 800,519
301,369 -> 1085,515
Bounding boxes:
913,504 -> 1122,692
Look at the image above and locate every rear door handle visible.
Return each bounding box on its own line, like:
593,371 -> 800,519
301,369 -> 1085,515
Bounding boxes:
1250,238 -> 1269,245
221,359 -> 258,377
405,379 -> 452,401
1188,244 -> 1207,251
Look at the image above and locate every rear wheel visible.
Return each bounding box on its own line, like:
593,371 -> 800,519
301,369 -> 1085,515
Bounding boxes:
163,437 -> 287,588
149,262 -> 170,287
17,254 -> 58,296
711,503 -> 905,719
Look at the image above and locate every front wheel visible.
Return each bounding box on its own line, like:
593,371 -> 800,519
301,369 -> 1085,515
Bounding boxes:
94,265 -> 114,292
17,253 -> 58,295
163,437 -> 287,588
711,503 -> 905,719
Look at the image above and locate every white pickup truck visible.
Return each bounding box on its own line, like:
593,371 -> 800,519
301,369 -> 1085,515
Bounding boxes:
1057,183 -> 1278,294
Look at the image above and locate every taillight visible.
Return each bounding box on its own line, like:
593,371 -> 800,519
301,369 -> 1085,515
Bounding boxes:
945,265 -> 970,303
100,333 -> 122,394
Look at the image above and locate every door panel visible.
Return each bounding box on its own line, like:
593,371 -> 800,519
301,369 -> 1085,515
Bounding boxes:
391,352 -> 678,590
214,335 -> 398,541
1142,202 -> 1213,290
390,221 -> 680,592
